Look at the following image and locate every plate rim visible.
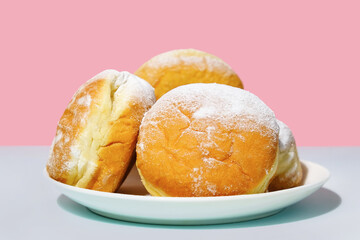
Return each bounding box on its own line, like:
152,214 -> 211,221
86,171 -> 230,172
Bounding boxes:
44,159 -> 330,202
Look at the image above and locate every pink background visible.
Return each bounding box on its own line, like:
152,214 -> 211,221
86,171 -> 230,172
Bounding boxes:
1,0 -> 359,146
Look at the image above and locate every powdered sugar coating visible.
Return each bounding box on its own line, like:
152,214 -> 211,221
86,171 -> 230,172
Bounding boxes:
137,83 -> 280,196
145,49 -> 235,77
47,70 -> 156,189
268,119 -> 302,191
87,70 -> 156,112
277,120 -> 295,152
77,95 -> 92,107
143,83 -> 279,140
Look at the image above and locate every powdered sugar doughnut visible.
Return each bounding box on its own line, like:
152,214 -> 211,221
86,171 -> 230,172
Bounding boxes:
135,49 -> 243,99
136,83 -> 279,197
47,70 -> 156,192
268,120 -> 303,191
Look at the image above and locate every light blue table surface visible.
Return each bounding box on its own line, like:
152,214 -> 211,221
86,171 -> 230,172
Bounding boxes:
0,146 -> 359,239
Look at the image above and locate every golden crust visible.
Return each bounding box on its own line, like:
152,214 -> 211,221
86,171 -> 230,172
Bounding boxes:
47,70 -> 155,192
135,49 -> 243,99
136,84 -> 279,197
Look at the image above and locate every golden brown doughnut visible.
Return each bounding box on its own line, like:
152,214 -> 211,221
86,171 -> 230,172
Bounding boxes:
268,120 -> 303,191
47,70 -> 156,192
136,83 -> 279,197
135,49 -> 243,99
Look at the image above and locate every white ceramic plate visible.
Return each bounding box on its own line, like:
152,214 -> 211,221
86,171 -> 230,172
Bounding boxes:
45,160 -> 330,225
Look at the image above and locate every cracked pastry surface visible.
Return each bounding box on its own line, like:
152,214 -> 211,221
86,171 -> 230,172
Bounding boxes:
47,70 -> 156,192
135,49 -> 243,99
136,83 -> 279,197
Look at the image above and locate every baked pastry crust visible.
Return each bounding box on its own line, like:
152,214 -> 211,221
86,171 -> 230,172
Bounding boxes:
135,49 -> 243,99
136,83 -> 279,197
47,70 -> 155,192
268,120 -> 303,191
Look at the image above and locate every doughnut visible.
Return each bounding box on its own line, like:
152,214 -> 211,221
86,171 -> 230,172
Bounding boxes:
135,49 -> 243,99
136,83 -> 279,197
268,120 -> 303,191
46,70 -> 156,192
